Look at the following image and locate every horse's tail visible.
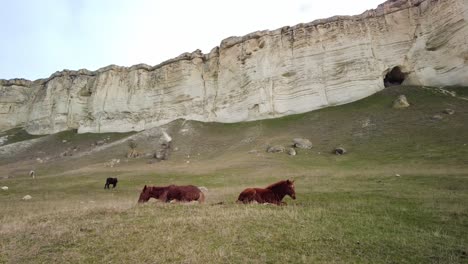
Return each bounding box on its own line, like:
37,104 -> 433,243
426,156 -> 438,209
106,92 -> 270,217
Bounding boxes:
198,191 -> 205,204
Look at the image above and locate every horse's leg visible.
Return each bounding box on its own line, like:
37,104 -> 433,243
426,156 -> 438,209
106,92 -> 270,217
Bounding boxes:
159,191 -> 168,203
198,191 -> 205,204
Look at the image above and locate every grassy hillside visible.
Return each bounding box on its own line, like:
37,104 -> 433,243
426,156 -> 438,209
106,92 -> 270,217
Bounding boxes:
0,85 -> 467,263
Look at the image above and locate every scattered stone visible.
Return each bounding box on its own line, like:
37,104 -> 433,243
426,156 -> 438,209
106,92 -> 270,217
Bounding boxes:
186,160 -> 190,164
36,158 -> 43,163
106,159 -> 120,167
433,87 -> 456,97
61,150 -> 73,157
126,149 -> 141,158
334,147 -> 346,155
241,137 -> 254,144
62,140 -> 67,143
395,174 -> 401,177
431,114 -> 443,120
361,118 -> 372,128
293,138 -> 313,149
287,148 -> 297,156
266,145 -> 285,153
1,186 -> 8,190
154,141 -> 171,160
173,147 -> 179,151
22,195 -> 32,200
392,95 -> 410,109
95,140 -> 105,146
443,108 -> 455,115
248,149 -> 258,154
161,131 -> 172,144
0,135 -> 8,145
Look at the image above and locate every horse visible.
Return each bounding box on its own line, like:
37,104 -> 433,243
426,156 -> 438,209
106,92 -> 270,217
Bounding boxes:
138,184 -> 205,204
237,179 -> 296,205
104,177 -> 118,189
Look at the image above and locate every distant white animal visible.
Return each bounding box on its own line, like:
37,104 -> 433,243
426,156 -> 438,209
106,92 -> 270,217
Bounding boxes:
29,170 -> 36,179
22,195 -> 32,200
1,186 -> 8,190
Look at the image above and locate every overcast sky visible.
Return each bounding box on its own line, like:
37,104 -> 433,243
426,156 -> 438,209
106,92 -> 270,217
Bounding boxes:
0,0 -> 384,80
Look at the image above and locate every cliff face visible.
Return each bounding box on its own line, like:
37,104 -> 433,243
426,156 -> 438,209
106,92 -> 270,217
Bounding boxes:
1,0 -> 467,134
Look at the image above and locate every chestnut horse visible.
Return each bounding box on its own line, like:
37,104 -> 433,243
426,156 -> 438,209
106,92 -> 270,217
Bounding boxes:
237,179 -> 296,205
138,185 -> 205,203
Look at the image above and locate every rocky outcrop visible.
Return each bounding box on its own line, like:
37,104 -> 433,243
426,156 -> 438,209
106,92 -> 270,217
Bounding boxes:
1,0 -> 467,134
393,95 -> 410,108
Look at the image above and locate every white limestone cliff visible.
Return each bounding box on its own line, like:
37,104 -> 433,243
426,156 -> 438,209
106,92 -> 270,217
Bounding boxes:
1,0 -> 467,134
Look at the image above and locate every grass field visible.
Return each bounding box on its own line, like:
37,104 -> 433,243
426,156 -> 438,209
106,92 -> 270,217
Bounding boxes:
0,86 -> 467,263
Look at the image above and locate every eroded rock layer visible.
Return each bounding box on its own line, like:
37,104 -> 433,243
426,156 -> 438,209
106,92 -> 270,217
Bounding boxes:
1,0 -> 467,134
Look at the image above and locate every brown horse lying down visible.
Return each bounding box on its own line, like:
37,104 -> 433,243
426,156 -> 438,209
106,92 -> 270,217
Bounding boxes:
237,179 -> 296,205
138,185 -> 205,204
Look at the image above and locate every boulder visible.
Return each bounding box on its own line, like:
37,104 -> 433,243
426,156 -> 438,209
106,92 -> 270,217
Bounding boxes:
22,195 -> 32,200
431,114 -> 443,120
293,138 -> 313,149
392,95 -> 410,109
334,147 -> 347,155
1,186 -> 8,190
287,148 -> 297,156
161,131 -> 172,144
443,109 -> 455,115
266,145 -> 285,153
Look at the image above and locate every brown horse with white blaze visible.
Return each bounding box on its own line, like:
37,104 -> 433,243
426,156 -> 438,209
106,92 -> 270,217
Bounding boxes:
237,179 -> 296,205
138,185 -> 205,204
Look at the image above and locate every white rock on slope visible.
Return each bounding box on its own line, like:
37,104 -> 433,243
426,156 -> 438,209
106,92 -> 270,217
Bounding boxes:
0,0 -> 467,135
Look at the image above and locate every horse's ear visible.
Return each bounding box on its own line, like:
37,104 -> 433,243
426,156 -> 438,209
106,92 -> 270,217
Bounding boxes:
143,185 -> 147,190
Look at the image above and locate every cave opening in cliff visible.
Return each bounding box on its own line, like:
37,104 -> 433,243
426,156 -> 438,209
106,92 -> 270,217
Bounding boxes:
384,67 -> 406,87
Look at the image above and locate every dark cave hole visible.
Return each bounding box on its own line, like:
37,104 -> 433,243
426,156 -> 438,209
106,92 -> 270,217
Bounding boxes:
384,67 -> 406,87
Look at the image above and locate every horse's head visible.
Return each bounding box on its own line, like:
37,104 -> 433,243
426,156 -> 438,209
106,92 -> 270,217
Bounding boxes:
138,185 -> 150,203
286,179 -> 296,199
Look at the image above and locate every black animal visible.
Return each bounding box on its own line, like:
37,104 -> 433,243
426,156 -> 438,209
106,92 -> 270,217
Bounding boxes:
104,177 -> 118,189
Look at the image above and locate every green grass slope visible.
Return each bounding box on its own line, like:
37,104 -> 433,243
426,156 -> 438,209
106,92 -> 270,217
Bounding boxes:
0,85 -> 467,263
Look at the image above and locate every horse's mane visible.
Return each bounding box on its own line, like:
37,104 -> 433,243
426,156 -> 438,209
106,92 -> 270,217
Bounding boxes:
265,180 -> 288,190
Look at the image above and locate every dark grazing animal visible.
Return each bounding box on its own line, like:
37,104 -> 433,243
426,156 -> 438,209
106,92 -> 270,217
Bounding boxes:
138,185 -> 205,203
237,179 -> 296,205
104,177 -> 118,189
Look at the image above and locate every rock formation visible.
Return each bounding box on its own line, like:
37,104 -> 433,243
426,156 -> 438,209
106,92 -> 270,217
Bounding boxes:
1,0 -> 467,134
